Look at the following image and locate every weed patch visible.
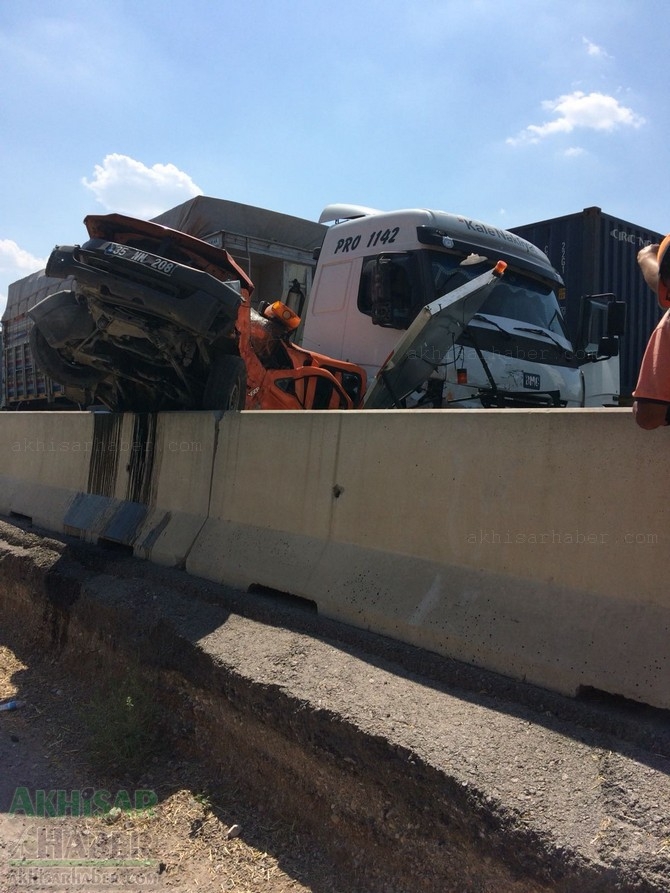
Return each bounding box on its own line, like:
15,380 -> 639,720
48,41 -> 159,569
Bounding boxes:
83,669 -> 166,778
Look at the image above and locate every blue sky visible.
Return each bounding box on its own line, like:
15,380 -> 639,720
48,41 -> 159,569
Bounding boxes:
1,0 -> 667,315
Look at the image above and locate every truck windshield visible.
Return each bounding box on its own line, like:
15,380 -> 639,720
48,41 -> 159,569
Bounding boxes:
428,252 -> 570,341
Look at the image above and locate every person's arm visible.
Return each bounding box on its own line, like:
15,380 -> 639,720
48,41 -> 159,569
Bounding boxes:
638,244 -> 660,293
632,310 -> 670,429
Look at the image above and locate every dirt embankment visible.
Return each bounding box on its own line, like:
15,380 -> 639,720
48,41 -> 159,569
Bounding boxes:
0,518 -> 669,893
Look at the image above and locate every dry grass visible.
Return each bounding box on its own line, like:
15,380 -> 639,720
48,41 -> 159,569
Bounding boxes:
0,645 -> 26,700
0,643 -> 319,892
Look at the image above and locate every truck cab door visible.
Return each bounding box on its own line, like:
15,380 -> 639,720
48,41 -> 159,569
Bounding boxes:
576,294 -> 627,406
576,294 -> 626,359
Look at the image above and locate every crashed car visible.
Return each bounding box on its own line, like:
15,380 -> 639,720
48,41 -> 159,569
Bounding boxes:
29,214 -> 366,412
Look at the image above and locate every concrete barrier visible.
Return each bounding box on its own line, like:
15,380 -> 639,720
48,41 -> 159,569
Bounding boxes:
187,408 -> 670,709
187,409 -> 341,592
133,412 -> 218,566
0,411 -> 218,569
62,412 -> 139,544
60,412 -> 219,568
0,411 -> 95,531
2,406 -> 668,707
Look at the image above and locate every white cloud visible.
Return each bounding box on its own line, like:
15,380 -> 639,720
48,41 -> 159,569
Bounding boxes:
82,154 -> 203,219
0,239 -> 47,275
507,91 -> 645,146
564,146 -> 586,158
582,37 -> 610,59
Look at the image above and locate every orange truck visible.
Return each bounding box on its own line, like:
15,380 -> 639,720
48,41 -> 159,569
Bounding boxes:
27,214 -> 365,412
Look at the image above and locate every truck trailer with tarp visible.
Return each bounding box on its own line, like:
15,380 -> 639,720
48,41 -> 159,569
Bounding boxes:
152,196 -> 327,319
2,270 -> 74,408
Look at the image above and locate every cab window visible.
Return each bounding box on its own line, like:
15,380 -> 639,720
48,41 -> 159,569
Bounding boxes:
357,253 -> 422,329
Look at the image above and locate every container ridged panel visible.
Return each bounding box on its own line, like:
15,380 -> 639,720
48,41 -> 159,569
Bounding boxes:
512,208 -> 664,396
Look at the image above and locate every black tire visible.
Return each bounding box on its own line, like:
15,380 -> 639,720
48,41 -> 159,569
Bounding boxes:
202,354 -> 247,410
29,325 -> 104,389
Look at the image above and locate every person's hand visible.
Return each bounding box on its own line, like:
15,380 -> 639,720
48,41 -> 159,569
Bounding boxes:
638,243 -> 661,292
638,243 -> 659,263
633,399 -> 670,429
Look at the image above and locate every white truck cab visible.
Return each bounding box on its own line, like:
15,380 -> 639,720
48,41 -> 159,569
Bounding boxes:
300,205 -> 623,408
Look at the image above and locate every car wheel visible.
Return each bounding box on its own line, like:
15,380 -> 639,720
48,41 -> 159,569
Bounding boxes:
202,354 -> 247,410
29,325 -> 104,389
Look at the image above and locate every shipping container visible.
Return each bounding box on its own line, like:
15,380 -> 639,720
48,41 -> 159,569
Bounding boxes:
1,270 -> 74,408
510,207 -> 664,398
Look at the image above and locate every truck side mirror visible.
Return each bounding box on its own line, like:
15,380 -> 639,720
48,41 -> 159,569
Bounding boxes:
577,293 -> 625,356
606,300 -> 626,338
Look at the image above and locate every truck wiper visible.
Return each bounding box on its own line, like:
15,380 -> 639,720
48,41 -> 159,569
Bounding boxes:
471,314 -> 512,338
514,326 -> 564,350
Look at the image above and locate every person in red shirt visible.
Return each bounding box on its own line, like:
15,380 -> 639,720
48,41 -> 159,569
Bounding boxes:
633,235 -> 670,429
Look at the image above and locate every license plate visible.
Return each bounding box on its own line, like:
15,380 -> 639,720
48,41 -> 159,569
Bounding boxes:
523,372 -> 541,390
103,242 -> 176,276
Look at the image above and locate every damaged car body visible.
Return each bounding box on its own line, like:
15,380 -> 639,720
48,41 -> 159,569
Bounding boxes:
29,214 -> 366,412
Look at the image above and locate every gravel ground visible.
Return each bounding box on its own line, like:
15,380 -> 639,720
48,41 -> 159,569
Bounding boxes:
0,518 -> 669,892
